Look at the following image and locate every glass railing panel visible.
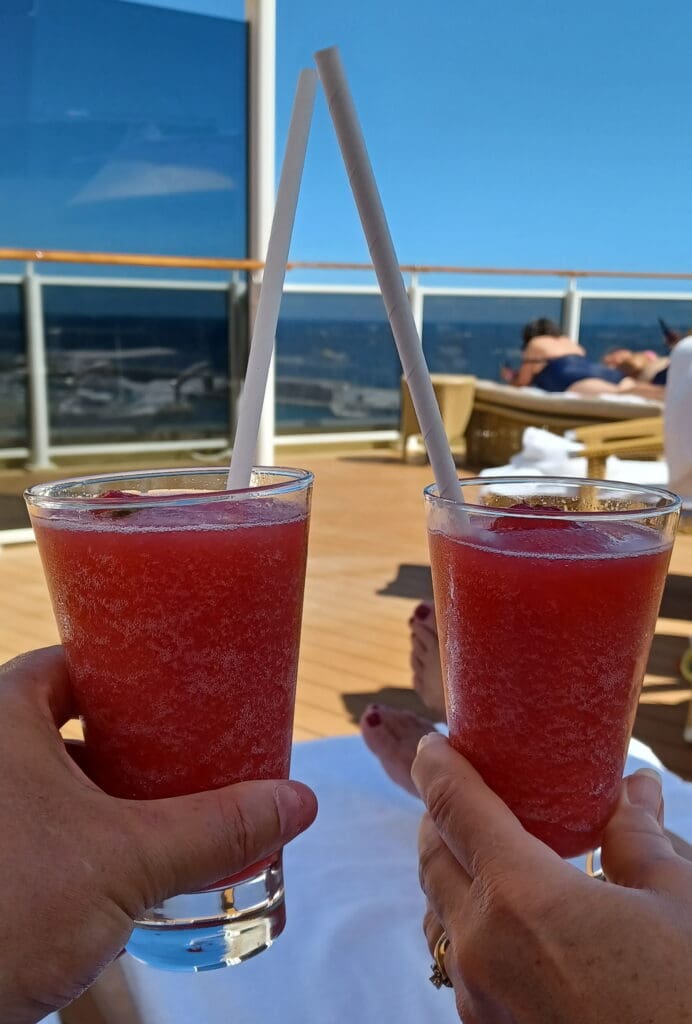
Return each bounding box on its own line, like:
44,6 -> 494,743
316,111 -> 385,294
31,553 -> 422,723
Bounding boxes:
42,286 -> 230,445
422,294 -> 564,381
579,297 -> 692,358
276,291 -> 400,432
0,284 -> 26,448
0,0 -> 247,266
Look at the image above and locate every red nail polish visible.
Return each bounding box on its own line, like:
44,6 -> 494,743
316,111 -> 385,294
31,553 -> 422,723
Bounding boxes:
365,711 -> 381,727
415,604 -> 431,621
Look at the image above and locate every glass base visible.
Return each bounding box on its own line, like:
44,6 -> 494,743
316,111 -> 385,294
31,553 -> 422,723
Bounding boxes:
127,855 -> 285,972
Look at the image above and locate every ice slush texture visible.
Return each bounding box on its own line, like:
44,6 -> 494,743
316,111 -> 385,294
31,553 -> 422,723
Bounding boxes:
33,497 -> 310,800
428,514 -> 671,858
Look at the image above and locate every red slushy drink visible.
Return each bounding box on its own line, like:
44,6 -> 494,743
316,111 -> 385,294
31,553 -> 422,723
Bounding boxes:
31,490 -> 309,801
26,467 -> 312,971
425,479 -> 679,859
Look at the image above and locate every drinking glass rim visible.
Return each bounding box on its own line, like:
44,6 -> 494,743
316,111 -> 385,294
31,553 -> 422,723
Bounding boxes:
25,466 -> 314,512
424,475 -> 682,522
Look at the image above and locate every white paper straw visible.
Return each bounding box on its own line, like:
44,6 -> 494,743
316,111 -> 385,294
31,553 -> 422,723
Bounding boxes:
314,46 -> 462,504
227,68 -> 318,490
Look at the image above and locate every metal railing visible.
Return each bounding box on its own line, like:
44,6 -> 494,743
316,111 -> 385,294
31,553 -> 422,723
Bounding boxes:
0,247 -> 690,469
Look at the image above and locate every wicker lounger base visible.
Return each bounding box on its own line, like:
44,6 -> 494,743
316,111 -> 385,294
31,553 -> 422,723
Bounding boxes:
465,388 -> 663,468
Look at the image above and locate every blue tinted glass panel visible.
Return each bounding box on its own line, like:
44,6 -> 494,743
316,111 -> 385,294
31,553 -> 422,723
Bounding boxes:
276,292 -> 400,432
579,297 -> 692,358
0,284 -> 26,447
0,0 -> 247,259
423,295 -> 564,381
43,286 -> 230,444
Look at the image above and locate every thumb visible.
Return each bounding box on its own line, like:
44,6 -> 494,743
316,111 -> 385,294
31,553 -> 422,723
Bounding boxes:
601,769 -> 690,898
124,779 -> 317,907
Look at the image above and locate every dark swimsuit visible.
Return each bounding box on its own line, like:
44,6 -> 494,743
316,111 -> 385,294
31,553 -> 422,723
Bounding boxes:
651,366 -> 668,386
531,355 -> 624,393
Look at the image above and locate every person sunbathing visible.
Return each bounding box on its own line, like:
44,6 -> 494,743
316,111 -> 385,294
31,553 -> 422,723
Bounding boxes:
602,347 -> 670,387
361,601 -> 441,796
512,317 -> 663,398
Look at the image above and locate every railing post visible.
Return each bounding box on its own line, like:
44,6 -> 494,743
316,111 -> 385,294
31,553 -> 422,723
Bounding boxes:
407,272 -> 424,340
228,271 -> 248,442
401,273 -> 426,454
562,276 -> 582,342
246,0 -> 276,467
23,261 -> 53,470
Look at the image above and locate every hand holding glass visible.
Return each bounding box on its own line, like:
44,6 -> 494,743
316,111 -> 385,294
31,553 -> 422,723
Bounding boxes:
26,467 -> 312,971
424,477 -> 679,859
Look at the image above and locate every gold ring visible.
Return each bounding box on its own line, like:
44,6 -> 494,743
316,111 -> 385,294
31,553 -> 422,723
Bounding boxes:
585,850 -> 607,881
429,932 -> 453,989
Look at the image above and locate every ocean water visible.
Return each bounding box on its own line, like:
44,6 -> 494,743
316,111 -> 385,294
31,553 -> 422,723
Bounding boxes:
1,290 -> 689,446
273,310 -> 678,431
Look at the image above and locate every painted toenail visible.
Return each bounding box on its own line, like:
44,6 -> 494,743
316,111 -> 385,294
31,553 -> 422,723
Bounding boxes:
415,604 -> 431,620
365,711 -> 381,727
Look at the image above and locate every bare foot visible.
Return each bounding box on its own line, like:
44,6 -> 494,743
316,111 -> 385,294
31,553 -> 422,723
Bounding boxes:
360,704 -> 438,797
409,602 -> 446,720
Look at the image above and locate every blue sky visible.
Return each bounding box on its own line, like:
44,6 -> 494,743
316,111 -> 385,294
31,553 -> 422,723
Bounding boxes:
75,1 -> 692,276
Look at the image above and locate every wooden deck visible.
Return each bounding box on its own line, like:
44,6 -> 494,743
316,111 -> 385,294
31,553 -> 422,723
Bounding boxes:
1,450 -> 691,779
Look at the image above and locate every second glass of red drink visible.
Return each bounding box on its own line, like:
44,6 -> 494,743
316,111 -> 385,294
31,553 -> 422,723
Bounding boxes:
424,476 -> 680,860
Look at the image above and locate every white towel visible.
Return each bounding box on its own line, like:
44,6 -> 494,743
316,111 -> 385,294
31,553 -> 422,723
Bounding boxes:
118,734 -> 692,1024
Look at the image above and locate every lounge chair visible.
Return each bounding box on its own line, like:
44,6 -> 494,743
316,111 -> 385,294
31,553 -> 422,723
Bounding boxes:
465,379 -> 663,468
569,417 -> 664,479
400,373 -> 476,461
567,337 -> 691,517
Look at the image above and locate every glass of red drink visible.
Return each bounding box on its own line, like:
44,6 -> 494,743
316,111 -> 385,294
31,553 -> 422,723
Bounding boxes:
424,476 -> 680,860
25,466 -> 312,972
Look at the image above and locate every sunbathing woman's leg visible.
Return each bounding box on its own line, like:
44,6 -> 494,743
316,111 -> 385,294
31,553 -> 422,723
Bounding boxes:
360,705 -> 438,797
567,378 -> 622,396
360,601 -> 445,796
408,601 -> 445,719
569,376 -> 665,401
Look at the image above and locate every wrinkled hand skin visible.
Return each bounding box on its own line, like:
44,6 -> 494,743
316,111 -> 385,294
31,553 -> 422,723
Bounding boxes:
414,732 -> 692,1024
0,647 -> 317,1023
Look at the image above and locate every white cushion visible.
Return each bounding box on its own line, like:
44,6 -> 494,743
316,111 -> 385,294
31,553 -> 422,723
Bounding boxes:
474,379 -> 663,418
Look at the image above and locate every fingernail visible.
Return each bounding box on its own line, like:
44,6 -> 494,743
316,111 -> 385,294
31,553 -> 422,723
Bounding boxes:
626,768 -> 663,817
365,710 -> 381,727
416,731 -> 445,755
415,604 -> 431,621
275,783 -> 305,836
